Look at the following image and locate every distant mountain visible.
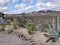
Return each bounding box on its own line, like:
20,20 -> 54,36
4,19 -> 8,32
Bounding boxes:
0,10 -> 60,16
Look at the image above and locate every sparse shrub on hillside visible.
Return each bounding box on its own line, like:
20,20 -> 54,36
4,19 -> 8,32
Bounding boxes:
21,18 -> 27,25
21,15 -> 27,24
5,16 -> 13,24
19,15 -> 36,34
10,16 -> 13,21
16,17 -> 21,23
4,25 -> 14,34
20,17 -> 27,28
13,23 -> 17,29
12,19 -> 18,29
26,22 -> 36,34
0,24 -> 5,32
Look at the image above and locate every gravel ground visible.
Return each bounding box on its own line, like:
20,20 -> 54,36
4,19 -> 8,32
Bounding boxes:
0,27 -> 54,45
32,31 -> 54,45
0,32 -> 29,45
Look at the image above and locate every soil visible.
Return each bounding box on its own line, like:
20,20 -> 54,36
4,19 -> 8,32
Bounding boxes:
32,31 -> 53,45
0,32 -> 29,45
0,27 -> 54,45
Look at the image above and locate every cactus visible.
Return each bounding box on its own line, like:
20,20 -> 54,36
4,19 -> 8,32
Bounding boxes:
45,16 -> 60,45
54,37 -> 60,45
45,16 -> 58,36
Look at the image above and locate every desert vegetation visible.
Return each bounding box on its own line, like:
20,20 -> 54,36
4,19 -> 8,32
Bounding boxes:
44,16 -> 60,45
0,12 -> 60,45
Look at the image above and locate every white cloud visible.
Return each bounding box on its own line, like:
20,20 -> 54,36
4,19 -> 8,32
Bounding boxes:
22,0 -> 33,3
36,0 -> 41,3
5,10 -> 22,14
15,4 -> 26,9
30,0 -> 33,3
22,0 -> 28,3
0,0 -> 10,6
2,0 -> 60,14
5,4 -> 26,14
34,2 -> 46,11
49,0 -> 60,10
15,4 -> 27,13
25,5 -> 34,13
34,0 -> 60,11
25,6 -> 33,10
6,4 -> 34,14
12,0 -> 19,4
0,7 -> 8,12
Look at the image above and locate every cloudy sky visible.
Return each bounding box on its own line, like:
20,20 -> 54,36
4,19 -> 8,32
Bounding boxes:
0,0 -> 60,14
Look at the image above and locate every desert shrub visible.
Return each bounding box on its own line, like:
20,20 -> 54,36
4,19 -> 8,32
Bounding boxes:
13,23 -> 17,29
10,16 -> 13,21
19,17 -> 28,28
21,18 -> 27,25
12,20 -> 18,29
16,17 -> 21,23
4,25 -> 14,34
26,22 -> 36,34
0,24 -> 5,31
5,16 -> 13,23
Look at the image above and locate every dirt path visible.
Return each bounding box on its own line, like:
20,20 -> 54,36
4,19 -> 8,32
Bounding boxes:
0,32 -> 29,45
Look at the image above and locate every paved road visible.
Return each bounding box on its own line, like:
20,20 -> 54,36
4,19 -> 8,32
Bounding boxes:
0,32 -> 29,45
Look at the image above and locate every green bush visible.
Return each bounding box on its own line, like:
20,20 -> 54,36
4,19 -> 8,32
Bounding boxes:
10,16 -> 13,21
19,17 -> 28,28
26,22 -> 36,34
12,20 -> 18,29
0,25 -> 5,32
22,18 -> 27,25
